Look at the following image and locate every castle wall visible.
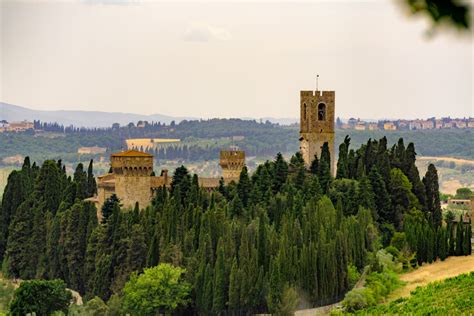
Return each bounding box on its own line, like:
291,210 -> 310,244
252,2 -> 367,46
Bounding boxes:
115,176 -> 153,209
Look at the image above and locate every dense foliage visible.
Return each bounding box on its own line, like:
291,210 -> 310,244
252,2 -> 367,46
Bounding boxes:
1,120 -> 473,167
0,136 -> 470,314
9,279 -> 72,316
122,263 -> 191,315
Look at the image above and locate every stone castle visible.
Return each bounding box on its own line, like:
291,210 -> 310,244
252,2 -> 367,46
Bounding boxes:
91,148 -> 245,216
90,88 -> 334,213
299,90 -> 335,172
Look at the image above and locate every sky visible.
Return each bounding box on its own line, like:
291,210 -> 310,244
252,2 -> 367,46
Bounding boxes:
0,0 -> 473,120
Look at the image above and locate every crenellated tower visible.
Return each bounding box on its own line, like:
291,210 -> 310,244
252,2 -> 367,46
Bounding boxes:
299,90 -> 335,173
219,149 -> 245,181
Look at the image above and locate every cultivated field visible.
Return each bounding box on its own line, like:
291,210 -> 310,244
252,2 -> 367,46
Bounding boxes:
417,156 -> 474,195
389,255 -> 474,300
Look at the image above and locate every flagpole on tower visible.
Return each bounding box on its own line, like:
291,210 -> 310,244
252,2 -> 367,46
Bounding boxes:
316,74 -> 319,92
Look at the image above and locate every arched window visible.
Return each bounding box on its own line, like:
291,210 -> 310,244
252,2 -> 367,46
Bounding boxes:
318,103 -> 326,121
303,103 -> 307,120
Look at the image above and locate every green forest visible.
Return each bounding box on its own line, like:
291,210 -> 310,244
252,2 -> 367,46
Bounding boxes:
1,120 -> 473,167
0,136 -> 471,314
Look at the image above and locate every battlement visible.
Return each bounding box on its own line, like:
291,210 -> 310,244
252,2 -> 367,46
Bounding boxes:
300,90 -> 335,97
111,150 -> 154,176
220,150 -> 245,161
219,149 -> 245,180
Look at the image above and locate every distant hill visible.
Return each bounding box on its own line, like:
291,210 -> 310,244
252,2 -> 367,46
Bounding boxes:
0,102 -> 299,127
0,102 -> 196,127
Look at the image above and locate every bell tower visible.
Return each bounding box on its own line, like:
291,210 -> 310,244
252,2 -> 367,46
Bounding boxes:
299,90 -> 335,173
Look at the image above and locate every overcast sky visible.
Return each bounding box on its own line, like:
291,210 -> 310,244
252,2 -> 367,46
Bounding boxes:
1,0 -> 473,119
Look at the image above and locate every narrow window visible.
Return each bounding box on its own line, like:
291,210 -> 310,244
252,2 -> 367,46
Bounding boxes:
303,103 -> 307,120
318,103 -> 326,121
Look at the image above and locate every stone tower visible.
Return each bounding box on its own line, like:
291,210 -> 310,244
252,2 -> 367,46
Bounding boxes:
299,90 -> 335,173
219,149 -> 245,181
110,150 -> 154,209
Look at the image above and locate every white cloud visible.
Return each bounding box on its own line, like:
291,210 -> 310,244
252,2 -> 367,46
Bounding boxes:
182,22 -> 231,42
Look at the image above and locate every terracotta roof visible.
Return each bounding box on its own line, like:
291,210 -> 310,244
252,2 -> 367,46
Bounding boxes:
111,150 -> 153,157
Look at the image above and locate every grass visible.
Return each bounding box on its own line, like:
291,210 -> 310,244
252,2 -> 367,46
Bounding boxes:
354,272 -> 474,315
389,255 -> 474,300
0,277 -> 15,313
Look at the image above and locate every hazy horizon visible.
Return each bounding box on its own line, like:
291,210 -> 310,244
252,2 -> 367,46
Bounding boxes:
1,0 -> 473,120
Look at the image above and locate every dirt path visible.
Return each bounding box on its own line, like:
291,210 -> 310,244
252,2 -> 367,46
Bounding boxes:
389,255 -> 474,300
294,267 -> 369,316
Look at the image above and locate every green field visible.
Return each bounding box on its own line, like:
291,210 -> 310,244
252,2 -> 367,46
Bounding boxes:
352,272 -> 474,315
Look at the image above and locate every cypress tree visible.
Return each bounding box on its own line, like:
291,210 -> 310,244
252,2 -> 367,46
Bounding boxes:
266,258 -> 282,314
438,227 -> 448,261
212,239 -> 227,313
101,194 -> 120,224
310,154 -> 319,176
455,218 -> 464,256
368,167 -> 391,223
202,263 -> 214,313
336,136 -> 350,179
73,163 -> 88,201
146,231 -> 160,267
0,158 -> 34,260
375,137 -> 391,186
87,160 -> 97,197
448,222 -> 456,256
462,224 -> 471,256
319,142 -> 332,193
423,164 -> 442,228
237,166 -> 251,207
273,152 -> 288,193
357,176 -> 376,219
228,259 -> 240,312
36,160 -> 62,214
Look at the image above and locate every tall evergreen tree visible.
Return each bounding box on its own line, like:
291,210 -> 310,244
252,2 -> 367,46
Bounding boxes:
87,160 -> 97,197
336,136 -> 350,179
423,164 -> 442,228
212,239 -> 227,313
273,152 -> 288,193
319,142 -> 332,193
368,167 -> 392,223
237,166 -> 251,207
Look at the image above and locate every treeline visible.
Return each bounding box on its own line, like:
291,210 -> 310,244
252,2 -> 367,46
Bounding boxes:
135,142 -> 289,161
2,119 -> 297,164
0,136 -> 471,314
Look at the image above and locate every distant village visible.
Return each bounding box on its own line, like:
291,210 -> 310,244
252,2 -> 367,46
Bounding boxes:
338,117 -> 474,131
2,116 -> 474,134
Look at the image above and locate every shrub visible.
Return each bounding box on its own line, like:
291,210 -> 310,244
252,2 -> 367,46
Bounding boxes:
385,245 -> 400,259
347,264 -> 361,289
342,288 -> 376,311
122,263 -> 191,315
9,279 -> 72,315
390,232 -> 407,250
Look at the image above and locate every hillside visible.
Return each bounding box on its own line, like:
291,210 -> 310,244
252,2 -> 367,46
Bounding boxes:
354,271 -> 474,315
0,102 -> 192,127
0,103 -> 298,128
389,255 -> 474,300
